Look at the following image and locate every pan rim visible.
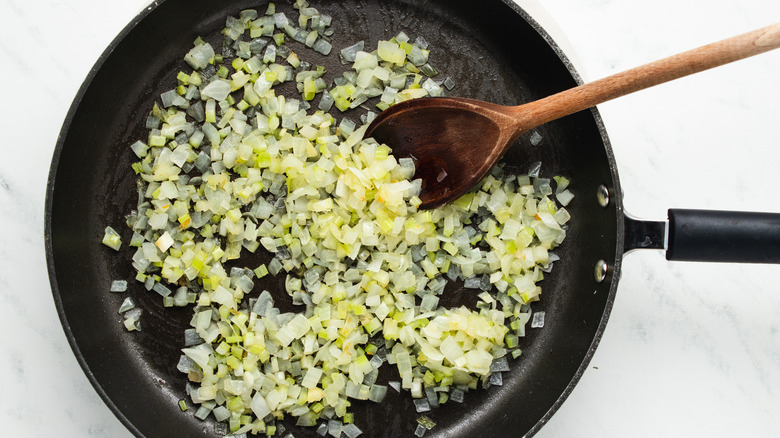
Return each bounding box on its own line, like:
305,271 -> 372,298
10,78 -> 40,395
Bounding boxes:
44,0 -> 625,437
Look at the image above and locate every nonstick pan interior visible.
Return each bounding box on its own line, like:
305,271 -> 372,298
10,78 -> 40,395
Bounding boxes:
46,0 -> 622,436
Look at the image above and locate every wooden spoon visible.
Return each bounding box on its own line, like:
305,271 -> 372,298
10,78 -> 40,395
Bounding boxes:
366,22 -> 780,209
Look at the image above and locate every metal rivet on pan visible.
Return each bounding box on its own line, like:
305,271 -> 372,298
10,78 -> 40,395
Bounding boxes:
594,260 -> 608,283
597,185 -> 610,208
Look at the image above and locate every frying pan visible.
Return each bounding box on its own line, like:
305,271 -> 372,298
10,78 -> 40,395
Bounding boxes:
44,0 -> 780,437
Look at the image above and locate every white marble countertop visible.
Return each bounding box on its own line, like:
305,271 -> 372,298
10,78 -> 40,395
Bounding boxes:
2,0 -> 779,436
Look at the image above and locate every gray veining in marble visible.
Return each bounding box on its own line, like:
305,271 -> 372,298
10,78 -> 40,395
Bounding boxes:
2,0 -> 779,436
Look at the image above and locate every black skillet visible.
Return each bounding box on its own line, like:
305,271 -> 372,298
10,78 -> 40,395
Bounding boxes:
44,0 -> 780,437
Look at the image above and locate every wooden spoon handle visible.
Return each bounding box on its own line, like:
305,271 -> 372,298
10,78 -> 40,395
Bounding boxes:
513,22 -> 780,131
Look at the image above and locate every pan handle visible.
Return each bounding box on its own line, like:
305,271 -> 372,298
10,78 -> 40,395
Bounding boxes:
625,209 -> 780,263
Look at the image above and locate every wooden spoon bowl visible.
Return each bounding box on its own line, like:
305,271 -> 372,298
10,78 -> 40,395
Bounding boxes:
368,98 -> 515,207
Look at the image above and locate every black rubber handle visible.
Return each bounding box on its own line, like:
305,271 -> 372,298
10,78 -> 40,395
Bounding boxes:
667,209 -> 780,263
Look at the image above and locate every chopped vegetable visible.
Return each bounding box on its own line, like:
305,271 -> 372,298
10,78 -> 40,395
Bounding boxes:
417,415 -> 437,430
529,131 -> 543,146
531,311 -> 546,328
118,297 -> 135,313
112,2 -> 573,435
122,307 -> 142,332
102,226 -> 122,251
110,280 -> 128,292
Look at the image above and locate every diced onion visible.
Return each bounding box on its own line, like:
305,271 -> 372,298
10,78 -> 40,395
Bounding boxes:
102,226 -> 122,251
109,3 -> 573,436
